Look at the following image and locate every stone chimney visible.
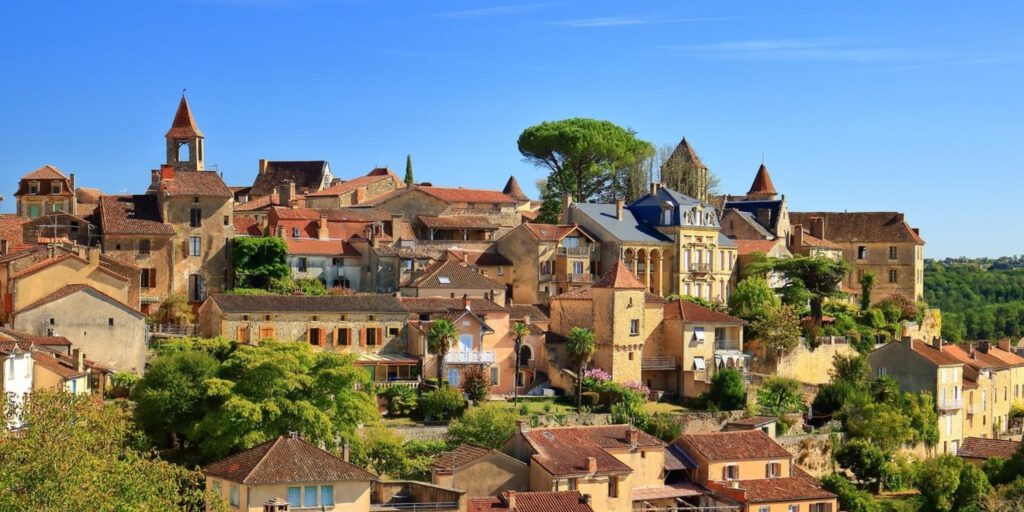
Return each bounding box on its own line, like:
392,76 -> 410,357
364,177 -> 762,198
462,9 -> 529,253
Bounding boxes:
505,491 -> 516,509
791,224 -> 804,249
977,341 -> 990,354
69,173 -> 75,190
87,247 -> 101,268
160,164 -> 175,181
515,419 -> 528,434
318,217 -> 329,241
258,159 -> 269,175
901,336 -> 913,350
73,348 -> 84,372
998,339 -> 1011,352
342,443 -> 351,462
932,337 -> 942,350
586,456 -> 597,474
649,182 -> 660,195
0,240 -> 8,256
628,427 -> 638,448
615,200 -> 625,221
279,180 -> 296,209
808,217 -> 825,240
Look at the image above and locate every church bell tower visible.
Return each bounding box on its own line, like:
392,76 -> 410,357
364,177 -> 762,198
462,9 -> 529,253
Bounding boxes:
165,95 -> 205,171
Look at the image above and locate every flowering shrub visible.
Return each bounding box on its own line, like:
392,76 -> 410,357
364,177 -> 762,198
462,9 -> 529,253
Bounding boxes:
584,368 -> 612,381
623,380 -> 651,397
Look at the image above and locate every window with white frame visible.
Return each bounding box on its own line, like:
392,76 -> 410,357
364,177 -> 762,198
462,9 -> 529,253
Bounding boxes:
630,319 -> 640,336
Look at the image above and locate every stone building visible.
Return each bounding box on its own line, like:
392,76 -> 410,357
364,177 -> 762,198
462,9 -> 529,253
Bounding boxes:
12,284 -> 147,373
97,195 -> 176,312
653,299 -> 746,399
401,258 -> 506,303
304,167 -> 405,209
789,211 -> 925,302
564,184 -> 737,302
249,159 -> 334,199
720,164 -> 792,242
14,165 -> 77,219
495,223 -> 599,304
431,443 -> 529,497
198,293 -> 416,385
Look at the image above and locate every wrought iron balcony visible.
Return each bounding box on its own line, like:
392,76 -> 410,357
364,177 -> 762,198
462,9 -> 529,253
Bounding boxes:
714,339 -> 742,351
688,263 -> 712,274
445,351 -> 496,364
642,356 -> 678,370
557,246 -> 592,257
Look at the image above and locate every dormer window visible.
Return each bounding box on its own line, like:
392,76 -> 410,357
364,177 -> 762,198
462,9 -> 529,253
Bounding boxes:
29,181 -> 39,194
438,276 -> 452,285
292,227 -> 301,238
52,181 -> 62,194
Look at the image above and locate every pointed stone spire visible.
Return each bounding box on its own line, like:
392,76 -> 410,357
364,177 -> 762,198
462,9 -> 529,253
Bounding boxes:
746,163 -> 777,199
670,137 -> 706,170
166,95 -> 204,139
594,259 -> 646,289
661,137 -> 709,202
502,175 -> 529,201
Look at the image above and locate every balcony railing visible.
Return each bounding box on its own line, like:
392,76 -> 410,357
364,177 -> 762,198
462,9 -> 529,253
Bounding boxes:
374,380 -> 421,389
714,339 -> 742,351
148,324 -> 199,337
688,263 -> 712,274
445,351 -> 496,364
938,398 -> 963,411
565,273 -> 593,283
371,503 -> 459,511
557,246 -> 592,257
642,356 -> 678,370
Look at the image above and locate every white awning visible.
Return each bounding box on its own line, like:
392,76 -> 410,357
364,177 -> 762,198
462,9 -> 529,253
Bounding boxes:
693,327 -> 705,342
693,356 -> 706,371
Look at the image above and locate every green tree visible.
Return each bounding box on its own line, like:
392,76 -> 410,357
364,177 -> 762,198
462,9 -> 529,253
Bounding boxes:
404,154 -> 414,185
831,353 -> 871,386
756,376 -> 805,416
915,455 -> 984,512
728,276 -> 780,324
518,118 -> 653,218
233,236 -> 289,289
153,293 -> 195,325
870,376 -> 901,404
702,368 -> 746,411
447,403 -> 517,449
462,365 -> 492,403
859,271 -> 876,311
953,461 -> 991,512
134,349 -> 220,451
427,319 -> 459,384
354,427 -> 410,478
565,326 -> 596,410
820,473 -> 882,512
842,400 -> 913,453
834,439 -> 888,491
512,321 -> 530,404
765,256 -> 852,333
0,390 -> 225,512
419,386 -> 466,421
752,303 -> 802,357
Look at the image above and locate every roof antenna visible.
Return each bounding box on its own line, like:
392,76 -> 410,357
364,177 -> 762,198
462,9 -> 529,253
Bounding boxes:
182,88 -> 187,96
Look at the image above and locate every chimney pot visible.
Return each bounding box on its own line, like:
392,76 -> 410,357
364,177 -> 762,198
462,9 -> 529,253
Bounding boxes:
342,443 -> 351,462
628,427 -> 638,448
160,164 -> 175,181
650,182 -> 660,195
259,159 -> 269,175
587,456 -> 597,474
998,339 -> 1010,352
932,337 -> 942,350
506,491 -> 516,509
809,217 -> 825,240
515,419 -> 528,433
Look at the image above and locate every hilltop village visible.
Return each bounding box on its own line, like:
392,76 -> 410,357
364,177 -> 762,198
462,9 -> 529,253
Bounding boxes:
1,97 -> 1022,512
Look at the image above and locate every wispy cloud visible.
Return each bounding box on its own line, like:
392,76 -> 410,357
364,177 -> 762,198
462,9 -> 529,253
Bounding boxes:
548,16 -> 732,28
669,38 -> 919,62
437,4 -> 551,19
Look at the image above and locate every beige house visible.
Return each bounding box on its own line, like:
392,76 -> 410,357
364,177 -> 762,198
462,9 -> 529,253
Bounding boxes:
401,258 -> 506,304
198,294 -> 417,386
674,430 -> 837,512
98,194 -> 176,313
431,443 -> 529,497
203,434 -> 377,512
869,338 -> 965,455
654,300 -> 746,399
14,164 -> 77,219
495,223 -> 599,304
32,348 -> 109,396
12,284 -> 147,373
941,341 -> 1024,439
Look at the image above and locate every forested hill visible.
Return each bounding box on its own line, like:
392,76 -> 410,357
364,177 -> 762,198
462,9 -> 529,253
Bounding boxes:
924,256 -> 1024,341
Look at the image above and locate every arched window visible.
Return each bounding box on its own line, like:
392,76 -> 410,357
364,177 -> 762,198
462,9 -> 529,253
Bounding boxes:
178,142 -> 190,162
518,344 -> 533,362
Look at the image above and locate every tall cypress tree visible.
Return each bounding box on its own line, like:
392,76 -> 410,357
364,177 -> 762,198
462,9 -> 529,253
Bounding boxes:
404,154 -> 414,185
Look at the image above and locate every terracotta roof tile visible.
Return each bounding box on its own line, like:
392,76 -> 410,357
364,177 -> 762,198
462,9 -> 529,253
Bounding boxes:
550,287 -> 593,301
400,297 -> 508,314
99,195 -> 175,235
0,327 -> 71,352
306,170 -> 398,197
159,170 -> 232,198
447,250 -> 513,267
431,444 -> 495,473
747,164 -> 777,196
13,283 -> 141,317
502,176 -> 529,202
790,212 -> 924,245
251,161 -> 329,198
509,304 -> 549,323
631,482 -> 706,501
468,491 -> 593,512
21,164 -> 70,181
734,239 -> 783,256
593,260 -> 646,289
522,224 -> 582,242
166,96 -> 203,138
706,467 -> 835,504
673,430 -> 791,462
985,345 -> 1024,366
32,351 -> 88,379
409,259 -> 504,291
233,216 -> 263,236
284,238 -> 362,257
523,425 -> 663,477
418,186 -> 517,205
203,435 -> 377,484
210,293 -> 407,313
941,343 -> 1004,369
958,437 -> 1021,460
663,300 -> 745,324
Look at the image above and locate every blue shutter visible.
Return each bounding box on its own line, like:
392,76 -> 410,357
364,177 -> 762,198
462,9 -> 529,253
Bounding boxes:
304,486 -> 318,507
321,485 -> 335,506
287,487 -> 301,506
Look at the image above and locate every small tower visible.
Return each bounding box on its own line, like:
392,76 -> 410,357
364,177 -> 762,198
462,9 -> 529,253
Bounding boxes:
660,137 -> 709,202
165,95 -> 204,171
746,163 -> 778,200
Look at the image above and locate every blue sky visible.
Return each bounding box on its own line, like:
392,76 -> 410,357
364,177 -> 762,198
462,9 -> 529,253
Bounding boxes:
0,1 -> 1021,258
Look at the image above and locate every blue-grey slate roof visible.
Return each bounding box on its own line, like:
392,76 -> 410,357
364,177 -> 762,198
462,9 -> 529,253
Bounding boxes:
570,203 -> 671,244
629,188 -> 720,229
723,198 -> 784,233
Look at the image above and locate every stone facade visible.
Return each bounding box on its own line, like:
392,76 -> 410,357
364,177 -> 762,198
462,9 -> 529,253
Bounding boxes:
14,165 -> 77,219
495,224 -> 599,304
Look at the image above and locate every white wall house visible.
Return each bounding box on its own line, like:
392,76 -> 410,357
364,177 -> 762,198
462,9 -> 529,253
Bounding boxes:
2,349 -> 34,428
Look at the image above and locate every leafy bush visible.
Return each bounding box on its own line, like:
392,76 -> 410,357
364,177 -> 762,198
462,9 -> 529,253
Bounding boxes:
447,403 -> 517,449
462,366 -> 492,403
756,376 -> 805,416
820,473 -> 881,512
379,386 -> 417,417
110,371 -> 139,397
581,391 -> 600,408
420,386 -> 466,421
701,369 -> 746,411
642,412 -> 681,442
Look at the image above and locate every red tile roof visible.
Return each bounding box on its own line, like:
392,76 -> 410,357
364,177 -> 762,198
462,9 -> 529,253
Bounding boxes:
0,214 -> 25,247
250,161 -> 329,198
674,430 -> 791,462
22,164 -> 69,181
631,482 -> 706,501
409,259 -> 504,291
790,212 -> 924,245
166,95 -> 204,138
203,435 -> 377,485
284,237 -> 362,256
32,351 -> 88,379
707,467 -> 835,504
418,186 -> 517,205
663,300 -> 745,324
502,176 -> 529,202
899,339 -> 963,367
233,216 -> 263,236
509,304 -> 549,323
431,444 -> 506,474
747,164 -> 777,196
305,170 -> 398,197
400,297 -> 509,314
469,491 -> 593,512
209,294 -> 407,313
159,170 -> 232,198
942,343 -> 1004,369
958,437 -> 1021,460
593,260 -> 646,289
0,327 -> 71,352
99,195 -> 175,235
734,239 -> 783,256
447,250 -> 513,267
523,425 -> 663,477
985,346 -> 1024,366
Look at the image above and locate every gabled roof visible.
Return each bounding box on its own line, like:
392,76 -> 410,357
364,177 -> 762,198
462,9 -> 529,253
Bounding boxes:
941,343 -> 1005,370
984,345 -> 1024,366
747,164 -> 777,196
509,304 -> 549,323
11,253 -> 129,283
251,161 -> 330,198
418,186 -> 517,205
569,203 -> 671,244
13,284 -> 143,317
166,96 -> 204,138
593,260 -> 646,289
446,250 -> 513,267
790,212 -> 924,245
502,176 -> 529,201
99,195 -> 175,235
663,300 -> 745,324
203,435 -> 377,485
469,491 -> 594,512
409,259 -> 504,290
0,327 -> 71,352
734,239 -> 784,256
32,351 -> 88,379
958,437 -> 1020,460
305,168 -> 399,197
432,443 -> 525,474
723,199 -> 785,233
794,228 -> 842,250
208,294 -> 408,313
673,430 -> 790,462
159,171 -> 232,198
522,223 -> 592,242
880,339 -> 963,367
661,137 -> 707,171
523,425 -> 663,477
283,238 -> 362,257
628,187 -> 720,229
707,467 -> 835,504
21,164 -> 69,181
400,297 -> 509,314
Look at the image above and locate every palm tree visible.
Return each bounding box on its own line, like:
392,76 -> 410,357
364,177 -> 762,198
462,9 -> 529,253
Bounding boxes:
512,321 -> 530,404
565,326 -> 596,410
427,319 -> 459,385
